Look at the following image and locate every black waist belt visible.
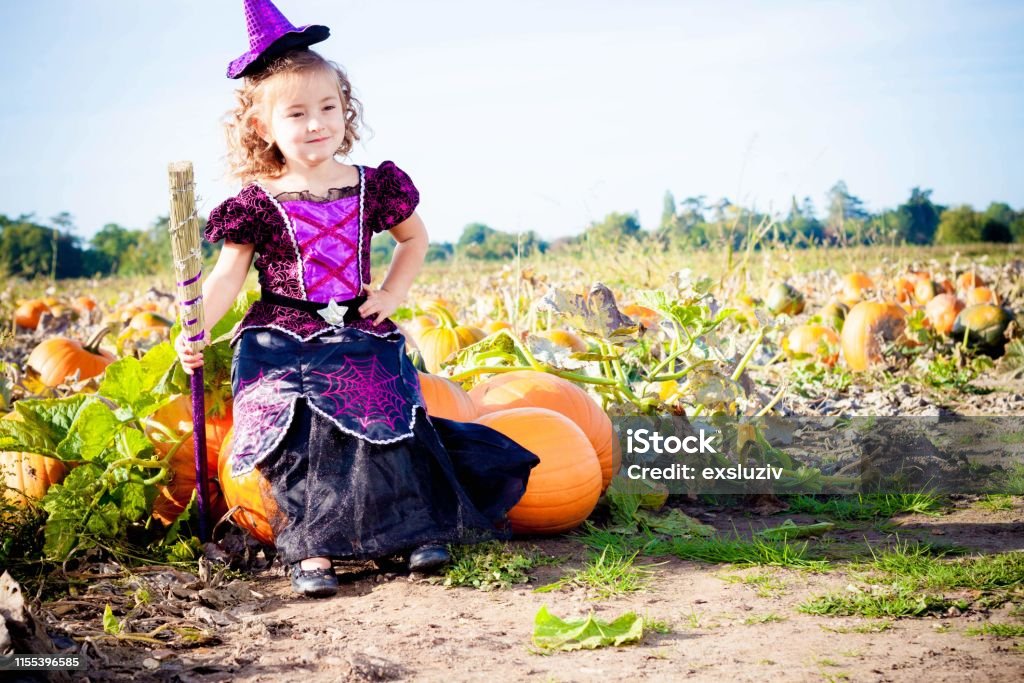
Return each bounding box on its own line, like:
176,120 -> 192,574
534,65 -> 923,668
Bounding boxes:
261,290 -> 367,324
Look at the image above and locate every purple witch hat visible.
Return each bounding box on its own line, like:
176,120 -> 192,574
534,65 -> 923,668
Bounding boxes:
227,0 -> 330,79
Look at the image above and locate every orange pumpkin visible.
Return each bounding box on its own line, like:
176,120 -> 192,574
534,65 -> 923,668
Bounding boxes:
72,296 -> 97,314
147,393 -> 233,476
417,372 -> 478,421
469,370 -> 617,492
416,306 -> 479,373
894,271 -> 930,303
965,286 -> 998,306
483,320 -> 513,335
924,294 -> 965,335
218,428 -> 279,544
621,304 -> 660,329
956,272 -> 985,292
474,407 -> 601,535
128,312 -> 173,331
151,433 -> 227,526
841,272 -> 874,304
782,325 -> 841,366
535,329 -> 589,353
27,326 -> 116,387
14,300 -> 51,330
841,302 -> 907,372
0,413 -> 66,511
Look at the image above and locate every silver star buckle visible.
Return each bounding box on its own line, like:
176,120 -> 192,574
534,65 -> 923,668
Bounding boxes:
316,298 -> 349,326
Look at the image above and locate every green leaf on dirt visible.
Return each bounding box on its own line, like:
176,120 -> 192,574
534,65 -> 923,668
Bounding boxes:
756,519 -> 835,540
102,604 -> 122,635
532,605 -> 644,651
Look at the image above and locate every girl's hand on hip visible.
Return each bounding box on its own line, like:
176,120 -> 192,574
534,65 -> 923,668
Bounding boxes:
174,329 -> 206,375
359,284 -> 401,324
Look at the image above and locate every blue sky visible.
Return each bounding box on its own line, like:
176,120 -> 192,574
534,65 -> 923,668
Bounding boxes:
1,0 -> 1022,244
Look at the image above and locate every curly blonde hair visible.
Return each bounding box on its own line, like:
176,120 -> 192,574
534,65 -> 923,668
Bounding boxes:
223,49 -> 363,183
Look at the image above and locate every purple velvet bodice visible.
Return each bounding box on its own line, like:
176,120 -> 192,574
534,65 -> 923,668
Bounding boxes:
204,161 -> 419,344
287,194 -> 362,302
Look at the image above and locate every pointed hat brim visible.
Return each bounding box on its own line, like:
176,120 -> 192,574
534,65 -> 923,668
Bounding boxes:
227,24 -> 330,79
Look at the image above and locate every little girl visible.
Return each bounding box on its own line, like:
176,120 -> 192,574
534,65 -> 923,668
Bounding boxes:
175,0 -> 539,598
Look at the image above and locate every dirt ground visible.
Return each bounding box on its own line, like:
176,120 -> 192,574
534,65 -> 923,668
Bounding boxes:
59,499 -> 1022,683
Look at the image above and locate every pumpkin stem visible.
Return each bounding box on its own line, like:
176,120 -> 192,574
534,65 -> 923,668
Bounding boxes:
85,325 -> 113,355
425,303 -> 458,329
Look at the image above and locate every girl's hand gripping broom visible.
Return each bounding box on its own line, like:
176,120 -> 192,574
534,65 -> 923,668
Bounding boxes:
167,161 -> 211,543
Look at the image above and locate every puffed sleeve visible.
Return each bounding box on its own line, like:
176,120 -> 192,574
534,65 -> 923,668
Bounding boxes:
204,185 -> 277,244
364,161 -> 420,233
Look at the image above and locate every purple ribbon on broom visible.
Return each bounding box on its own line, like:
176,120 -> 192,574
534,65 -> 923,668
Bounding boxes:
168,162 -> 211,543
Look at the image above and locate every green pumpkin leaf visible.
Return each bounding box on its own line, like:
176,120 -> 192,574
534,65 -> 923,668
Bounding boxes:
56,399 -> 119,461
11,395 -> 90,446
532,605 -> 644,651
114,480 -> 150,522
0,419 -> 59,457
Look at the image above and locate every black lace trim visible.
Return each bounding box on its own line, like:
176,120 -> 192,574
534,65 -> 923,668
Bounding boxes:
274,184 -> 359,203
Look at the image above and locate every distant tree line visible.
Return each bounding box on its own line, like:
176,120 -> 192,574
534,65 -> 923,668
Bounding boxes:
4,181 -> 1022,279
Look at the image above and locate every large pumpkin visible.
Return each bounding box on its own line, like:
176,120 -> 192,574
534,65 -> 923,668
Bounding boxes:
217,428 -> 279,545
0,413 -> 66,511
146,393 -> 233,475
841,302 -> 907,372
27,326 -> 116,387
417,372 -> 478,421
151,434 -> 227,526
474,407 -> 601,535
469,370 -> 617,491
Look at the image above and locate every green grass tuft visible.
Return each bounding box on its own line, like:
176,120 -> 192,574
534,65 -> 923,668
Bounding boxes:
440,542 -> 561,591
799,588 -> 960,618
974,494 -> 1015,511
820,620 -> 894,633
534,545 -> 659,599
965,623 -> 1024,638
784,493 -> 945,520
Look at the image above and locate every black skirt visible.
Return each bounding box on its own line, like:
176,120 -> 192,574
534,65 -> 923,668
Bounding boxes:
234,328 -> 540,565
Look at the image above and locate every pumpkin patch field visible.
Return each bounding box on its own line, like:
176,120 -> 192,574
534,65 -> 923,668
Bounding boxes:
2,243 -> 1023,681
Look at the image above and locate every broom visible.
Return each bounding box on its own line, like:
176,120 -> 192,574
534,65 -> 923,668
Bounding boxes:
167,161 -> 210,543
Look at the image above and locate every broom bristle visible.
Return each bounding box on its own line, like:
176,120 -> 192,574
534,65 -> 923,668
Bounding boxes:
168,161 -> 205,353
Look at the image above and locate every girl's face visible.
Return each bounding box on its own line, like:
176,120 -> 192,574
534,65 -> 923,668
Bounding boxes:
258,70 -> 347,168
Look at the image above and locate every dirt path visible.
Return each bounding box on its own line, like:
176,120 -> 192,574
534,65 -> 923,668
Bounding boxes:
114,504 -> 1023,683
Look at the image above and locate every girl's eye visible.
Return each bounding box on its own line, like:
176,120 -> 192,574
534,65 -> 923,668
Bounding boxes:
289,112 -> 303,118
324,105 -> 336,111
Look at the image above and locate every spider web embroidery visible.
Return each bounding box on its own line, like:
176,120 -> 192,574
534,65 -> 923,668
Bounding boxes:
312,357 -> 409,431
232,370 -> 296,458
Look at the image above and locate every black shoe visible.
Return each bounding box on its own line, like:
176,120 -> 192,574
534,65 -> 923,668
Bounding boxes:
408,544 -> 452,573
289,561 -> 339,598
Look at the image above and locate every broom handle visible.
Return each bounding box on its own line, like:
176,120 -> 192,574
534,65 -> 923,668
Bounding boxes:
168,162 -> 211,543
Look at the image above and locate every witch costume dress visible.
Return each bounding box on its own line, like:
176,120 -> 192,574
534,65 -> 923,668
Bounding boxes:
204,161 -> 540,565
